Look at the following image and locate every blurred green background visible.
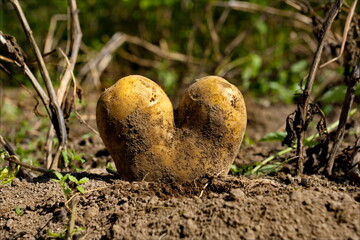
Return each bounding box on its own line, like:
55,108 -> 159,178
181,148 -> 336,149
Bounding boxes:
0,0 -> 356,104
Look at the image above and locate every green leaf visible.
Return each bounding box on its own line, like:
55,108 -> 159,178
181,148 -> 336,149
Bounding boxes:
319,85 -> 347,104
255,20 -> 267,35
76,186 -> 85,194
78,177 -> 89,184
0,167 -> 9,180
64,188 -> 71,196
256,162 -> 282,174
230,164 -> 255,175
46,229 -> 66,238
68,175 -> 79,184
15,206 -> 24,216
74,154 -> 86,163
1,165 -> 20,185
290,60 -> 308,73
61,150 -> 69,164
63,174 -> 70,181
54,171 -> 63,180
320,84 -> 360,105
106,162 -> 116,171
260,132 -> 287,142
72,227 -> 85,234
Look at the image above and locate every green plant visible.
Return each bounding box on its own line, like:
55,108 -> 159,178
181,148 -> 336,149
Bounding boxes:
61,149 -> 86,170
46,229 -> 67,239
234,108 -> 359,176
14,206 -> 24,216
53,172 -> 89,197
49,172 -> 88,239
230,164 -> 255,176
46,227 -> 84,239
0,150 -> 20,185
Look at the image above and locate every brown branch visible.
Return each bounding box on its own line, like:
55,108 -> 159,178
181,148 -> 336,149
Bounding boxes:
78,32 -> 126,86
320,0 -> 358,68
44,14 -> 68,53
326,62 -> 360,175
206,4 -> 221,61
124,33 -> 198,63
118,49 -> 161,68
0,32 -> 56,126
215,6 -> 230,32
79,32 -> 200,86
9,0 -> 67,147
215,1 -> 312,24
0,135 -> 16,156
4,155 -> 54,175
57,0 -> 83,104
44,0 -> 83,169
297,0 -> 345,174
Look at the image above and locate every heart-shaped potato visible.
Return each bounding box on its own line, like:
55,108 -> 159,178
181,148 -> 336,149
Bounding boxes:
96,75 -> 246,181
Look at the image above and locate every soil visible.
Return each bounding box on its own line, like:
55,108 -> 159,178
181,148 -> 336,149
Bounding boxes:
1,89 -> 360,240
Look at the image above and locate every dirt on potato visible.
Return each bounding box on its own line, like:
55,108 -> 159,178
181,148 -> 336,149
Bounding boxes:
0,89 -> 360,240
96,76 -> 247,182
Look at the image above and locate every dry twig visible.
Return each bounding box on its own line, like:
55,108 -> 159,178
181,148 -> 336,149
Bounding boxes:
326,62 -> 360,175
9,0 -> 67,147
79,32 -> 201,86
44,0 -> 83,169
44,14 -> 68,53
215,1 -> 311,25
320,0 -> 358,68
3,155 -> 54,175
296,0 -> 345,174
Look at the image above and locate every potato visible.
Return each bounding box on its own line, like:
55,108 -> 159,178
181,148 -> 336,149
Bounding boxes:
96,75 -> 247,181
174,76 -> 247,179
96,75 -> 175,181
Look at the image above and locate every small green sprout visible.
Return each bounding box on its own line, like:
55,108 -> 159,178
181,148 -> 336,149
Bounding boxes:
52,172 -> 89,198
15,206 -> 24,216
0,150 -> 20,185
61,149 -> 86,165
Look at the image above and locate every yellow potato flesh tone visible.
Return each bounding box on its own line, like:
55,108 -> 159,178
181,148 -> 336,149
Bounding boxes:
96,75 -> 247,181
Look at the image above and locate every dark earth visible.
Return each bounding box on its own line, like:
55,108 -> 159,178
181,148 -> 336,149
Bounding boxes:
0,89 -> 359,239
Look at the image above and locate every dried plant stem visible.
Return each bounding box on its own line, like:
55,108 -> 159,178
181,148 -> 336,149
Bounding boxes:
250,108 -> 358,175
79,32 -> 200,85
79,32 -> 126,87
9,0 -> 67,147
326,63 -> 360,175
215,1 -> 311,25
57,0 -> 82,104
4,155 -> 54,175
0,135 -> 16,156
44,14 -> 67,53
297,0 -> 345,174
45,0 -> 83,169
320,0 -> 358,69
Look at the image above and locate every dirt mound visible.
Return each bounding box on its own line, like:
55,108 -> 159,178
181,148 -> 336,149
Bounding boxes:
0,173 -> 359,240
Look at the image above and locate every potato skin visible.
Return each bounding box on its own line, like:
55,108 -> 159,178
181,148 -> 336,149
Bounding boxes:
96,75 -> 247,181
96,75 -> 175,181
175,76 -> 247,179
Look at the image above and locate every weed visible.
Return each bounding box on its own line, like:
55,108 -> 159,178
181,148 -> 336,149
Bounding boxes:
49,172 -> 88,239
52,172 -> 89,198
233,108 -> 359,176
46,227 -> 85,239
14,206 -> 24,216
230,164 -> 255,176
61,148 -> 86,170
0,150 -> 20,185
46,229 -> 67,239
